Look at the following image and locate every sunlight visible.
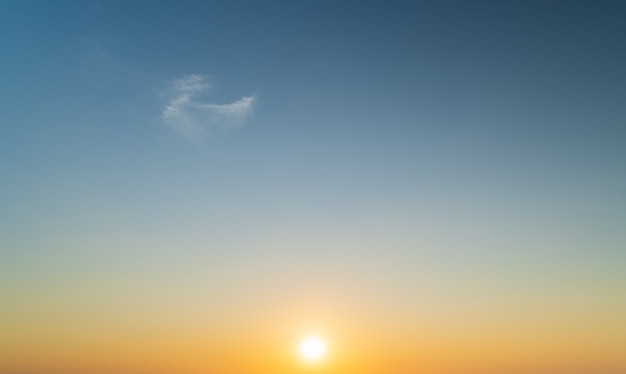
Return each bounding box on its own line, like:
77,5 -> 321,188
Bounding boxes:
299,336 -> 327,362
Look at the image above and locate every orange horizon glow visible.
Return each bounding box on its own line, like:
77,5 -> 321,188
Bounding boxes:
2,294 -> 625,374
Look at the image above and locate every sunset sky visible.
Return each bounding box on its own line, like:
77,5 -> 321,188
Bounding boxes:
1,1 -> 625,374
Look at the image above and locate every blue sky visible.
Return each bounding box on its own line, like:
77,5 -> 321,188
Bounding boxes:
1,1 -> 626,372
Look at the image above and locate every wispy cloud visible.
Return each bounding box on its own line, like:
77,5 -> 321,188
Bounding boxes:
162,74 -> 255,140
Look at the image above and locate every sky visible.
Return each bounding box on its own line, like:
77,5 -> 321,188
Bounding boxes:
1,1 -> 626,373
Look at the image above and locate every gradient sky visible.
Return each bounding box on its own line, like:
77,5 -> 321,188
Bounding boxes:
1,1 -> 626,374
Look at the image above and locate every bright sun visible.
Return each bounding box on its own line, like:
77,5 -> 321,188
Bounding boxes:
299,336 -> 327,361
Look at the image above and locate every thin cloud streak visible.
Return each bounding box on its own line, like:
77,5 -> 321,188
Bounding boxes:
162,74 -> 255,140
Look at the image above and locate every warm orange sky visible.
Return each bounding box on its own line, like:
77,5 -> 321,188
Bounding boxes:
3,269 -> 626,374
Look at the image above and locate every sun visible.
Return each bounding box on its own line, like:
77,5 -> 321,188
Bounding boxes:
299,335 -> 327,362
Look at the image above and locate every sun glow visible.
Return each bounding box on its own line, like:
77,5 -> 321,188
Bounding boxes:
299,336 -> 327,362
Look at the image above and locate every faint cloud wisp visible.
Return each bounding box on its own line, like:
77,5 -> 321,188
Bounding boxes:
162,74 -> 255,141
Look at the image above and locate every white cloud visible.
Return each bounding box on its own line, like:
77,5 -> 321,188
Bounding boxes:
173,74 -> 209,93
162,74 -> 255,140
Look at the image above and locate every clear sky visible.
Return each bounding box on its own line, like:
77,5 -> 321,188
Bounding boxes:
1,1 -> 625,374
